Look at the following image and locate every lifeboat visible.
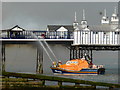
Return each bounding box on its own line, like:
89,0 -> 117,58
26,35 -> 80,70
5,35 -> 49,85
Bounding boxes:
50,58 -> 105,75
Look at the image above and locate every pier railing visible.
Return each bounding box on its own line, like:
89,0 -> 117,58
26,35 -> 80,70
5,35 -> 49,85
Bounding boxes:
1,30 -> 120,45
73,30 -> 120,45
2,72 -> 120,89
1,31 -> 73,39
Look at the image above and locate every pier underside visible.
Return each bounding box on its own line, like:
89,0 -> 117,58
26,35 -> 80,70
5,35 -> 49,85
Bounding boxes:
70,45 -> 120,61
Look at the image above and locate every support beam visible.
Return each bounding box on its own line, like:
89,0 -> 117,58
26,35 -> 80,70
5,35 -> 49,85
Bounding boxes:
78,48 -> 80,59
70,48 -> 72,60
91,50 -> 93,62
36,47 -> 43,74
70,46 -> 93,63
73,47 -> 75,59
81,49 -> 83,58
2,44 -> 5,72
75,47 -> 77,59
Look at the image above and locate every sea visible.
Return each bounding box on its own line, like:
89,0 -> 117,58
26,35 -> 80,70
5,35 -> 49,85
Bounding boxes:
42,44 -> 119,84
3,44 -> 119,89
42,68 -> 118,89
44,68 -> 118,84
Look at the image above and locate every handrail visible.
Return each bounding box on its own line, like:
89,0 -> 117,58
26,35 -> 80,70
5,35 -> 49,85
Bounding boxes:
2,72 -> 120,89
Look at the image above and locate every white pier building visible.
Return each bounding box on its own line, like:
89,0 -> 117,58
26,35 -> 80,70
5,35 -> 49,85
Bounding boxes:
73,8 -> 119,45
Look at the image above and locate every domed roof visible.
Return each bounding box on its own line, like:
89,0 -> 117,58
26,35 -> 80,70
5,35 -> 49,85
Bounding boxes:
112,13 -> 117,17
102,16 -> 107,19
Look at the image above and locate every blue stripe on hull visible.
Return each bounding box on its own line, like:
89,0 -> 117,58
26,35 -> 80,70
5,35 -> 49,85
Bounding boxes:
51,68 -> 98,75
79,69 -> 98,72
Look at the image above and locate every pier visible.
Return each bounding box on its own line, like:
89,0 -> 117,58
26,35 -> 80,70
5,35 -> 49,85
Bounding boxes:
0,24 -> 120,73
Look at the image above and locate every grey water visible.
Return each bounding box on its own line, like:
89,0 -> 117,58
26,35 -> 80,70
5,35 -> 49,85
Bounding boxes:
5,43 -> 118,87
42,44 -> 118,85
43,66 -> 118,89
44,68 -> 118,84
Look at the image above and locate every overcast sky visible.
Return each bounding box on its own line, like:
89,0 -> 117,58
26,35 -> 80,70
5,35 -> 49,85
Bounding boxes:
1,0 -> 120,2
2,2 -> 118,30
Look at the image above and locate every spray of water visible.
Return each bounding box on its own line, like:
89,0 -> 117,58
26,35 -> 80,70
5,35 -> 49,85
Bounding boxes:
41,38 -> 59,61
30,32 -> 54,62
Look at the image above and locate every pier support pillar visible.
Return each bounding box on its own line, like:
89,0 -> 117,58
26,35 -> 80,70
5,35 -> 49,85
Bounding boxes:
70,46 -> 93,62
2,44 -> 5,72
36,46 -> 43,74
0,42 -> 2,72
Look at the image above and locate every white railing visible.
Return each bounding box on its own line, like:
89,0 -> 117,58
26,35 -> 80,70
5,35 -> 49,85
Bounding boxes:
73,30 -> 120,45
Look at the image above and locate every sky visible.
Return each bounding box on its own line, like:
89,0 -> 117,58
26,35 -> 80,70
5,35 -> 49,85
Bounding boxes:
2,2 -> 118,30
1,2 -> 119,70
1,0 -> 120,2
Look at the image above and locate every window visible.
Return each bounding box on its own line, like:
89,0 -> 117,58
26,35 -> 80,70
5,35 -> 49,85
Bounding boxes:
93,32 -> 98,34
115,32 -> 120,34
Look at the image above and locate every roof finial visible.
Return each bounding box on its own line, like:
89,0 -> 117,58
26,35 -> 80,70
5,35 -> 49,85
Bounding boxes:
75,11 -> 77,22
114,6 -> 117,14
104,9 -> 106,17
83,9 -> 85,20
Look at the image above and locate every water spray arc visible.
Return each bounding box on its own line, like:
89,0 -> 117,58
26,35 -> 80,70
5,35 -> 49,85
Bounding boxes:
30,32 -> 58,62
42,39 -> 59,61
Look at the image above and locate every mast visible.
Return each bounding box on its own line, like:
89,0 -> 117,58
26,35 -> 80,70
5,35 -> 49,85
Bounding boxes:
104,9 -> 106,17
114,6 -> 117,15
83,9 -> 85,20
75,11 -> 77,22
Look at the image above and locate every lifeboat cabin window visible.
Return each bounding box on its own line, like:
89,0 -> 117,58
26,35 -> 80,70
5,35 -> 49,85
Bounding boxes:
66,61 -> 78,65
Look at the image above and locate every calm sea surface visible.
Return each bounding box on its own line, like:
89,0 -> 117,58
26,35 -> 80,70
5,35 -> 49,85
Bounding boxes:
5,44 -> 119,86
42,45 -> 118,85
43,68 -> 118,85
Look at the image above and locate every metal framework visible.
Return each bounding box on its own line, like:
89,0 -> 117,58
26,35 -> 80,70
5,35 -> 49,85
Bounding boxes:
70,45 -> 120,62
2,44 -> 5,72
36,45 -> 43,74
